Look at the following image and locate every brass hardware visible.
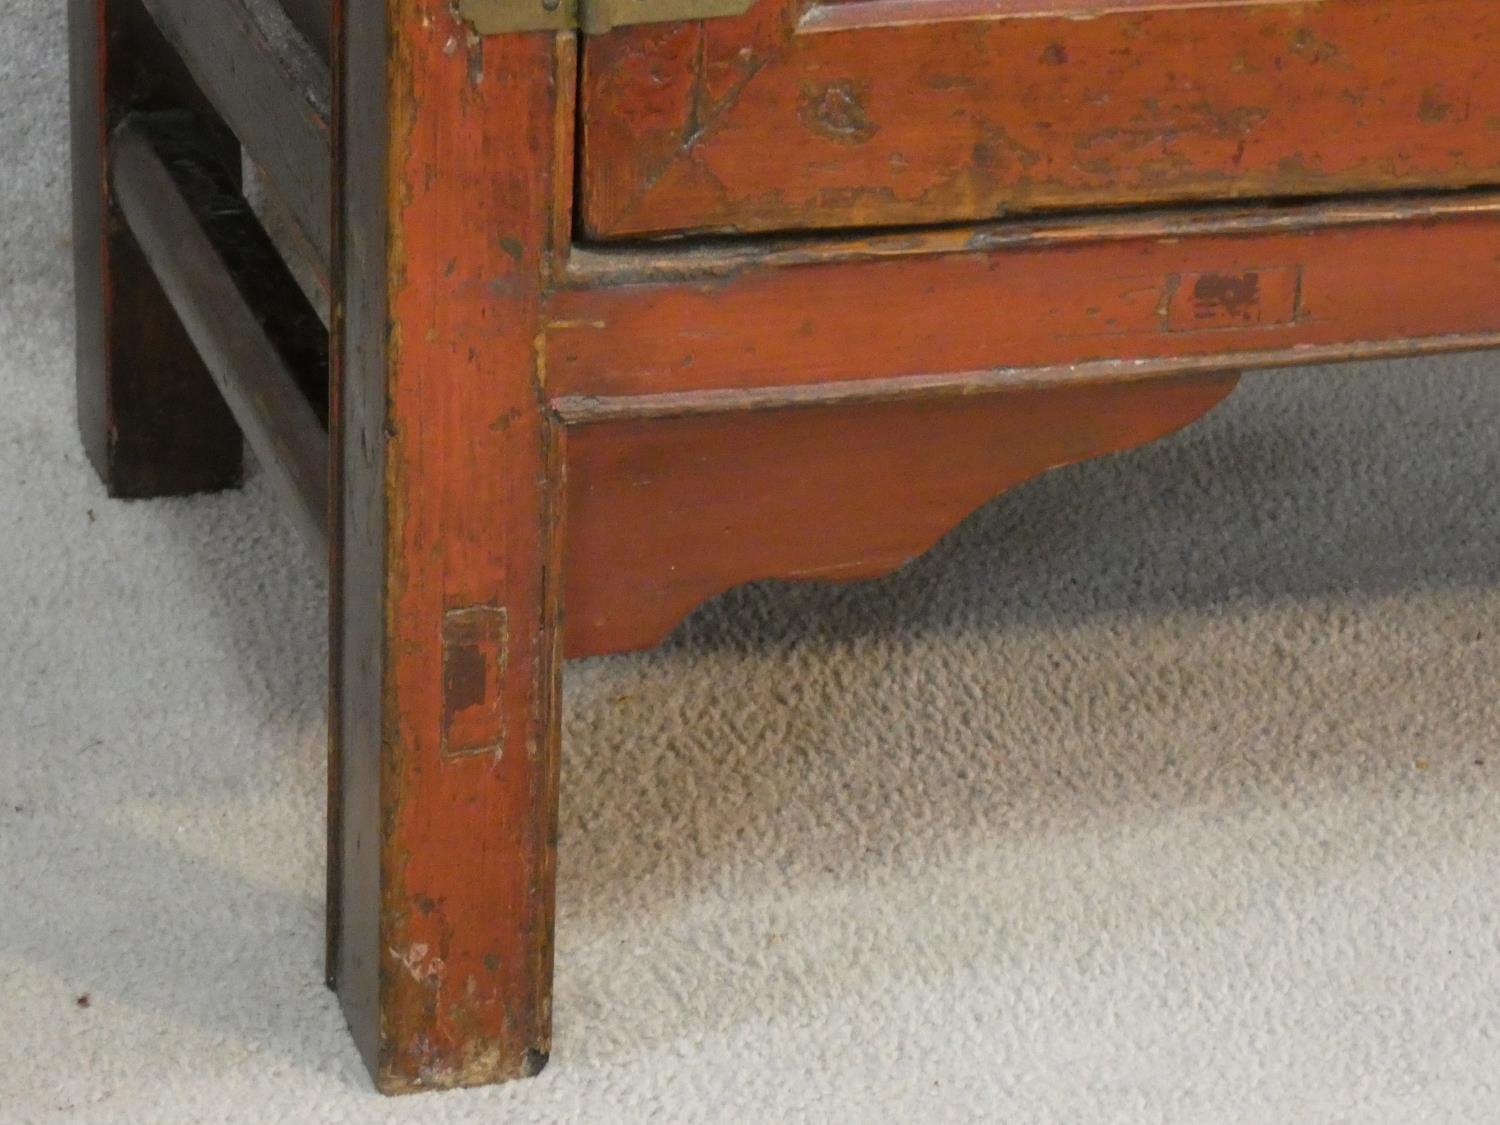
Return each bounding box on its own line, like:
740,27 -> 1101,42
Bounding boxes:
458,0 -> 754,34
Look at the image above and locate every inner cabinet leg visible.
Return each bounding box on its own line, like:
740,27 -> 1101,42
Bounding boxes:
68,0 -> 243,496
330,6 -> 569,1094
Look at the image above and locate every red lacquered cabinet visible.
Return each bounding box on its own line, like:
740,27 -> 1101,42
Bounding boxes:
68,0 -> 1500,1091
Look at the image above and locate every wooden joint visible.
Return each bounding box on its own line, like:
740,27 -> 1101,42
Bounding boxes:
109,111 -> 331,553
458,0 -> 753,35
139,0 -> 332,266
441,606 -> 511,759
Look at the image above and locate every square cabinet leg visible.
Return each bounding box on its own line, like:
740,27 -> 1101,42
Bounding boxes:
328,10 -> 570,1093
68,0 -> 243,496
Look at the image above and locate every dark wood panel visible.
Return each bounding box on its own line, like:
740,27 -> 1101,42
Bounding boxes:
141,0 -> 332,266
111,113 -> 329,551
68,0 -> 244,496
280,0 -> 330,60
325,0 -> 347,997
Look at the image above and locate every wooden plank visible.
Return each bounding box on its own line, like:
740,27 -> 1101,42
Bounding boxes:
279,0 -> 330,60
580,0 -> 1500,237
563,373 -> 1239,657
141,0 -> 332,267
331,0 -> 571,1092
324,0 -> 347,1001
111,113 -> 330,553
801,0 -> 1257,32
545,192 -> 1500,403
68,0 -> 244,497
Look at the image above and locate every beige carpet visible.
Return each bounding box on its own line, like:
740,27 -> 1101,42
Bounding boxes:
6,5 -> 1500,1122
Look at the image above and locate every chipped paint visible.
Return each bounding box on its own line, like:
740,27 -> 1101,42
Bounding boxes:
439,605 -> 509,758
799,79 -> 878,144
581,0 -> 1500,237
389,942 -> 446,986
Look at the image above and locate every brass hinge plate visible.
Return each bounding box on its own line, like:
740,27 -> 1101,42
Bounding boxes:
459,0 -> 754,34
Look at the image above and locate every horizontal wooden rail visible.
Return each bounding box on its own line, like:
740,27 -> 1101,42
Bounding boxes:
111,112 -> 331,553
562,190 -> 1500,286
546,190 -> 1500,407
140,0 -> 331,270
549,333 -> 1500,424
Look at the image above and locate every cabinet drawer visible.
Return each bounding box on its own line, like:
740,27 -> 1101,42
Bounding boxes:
579,0 -> 1500,238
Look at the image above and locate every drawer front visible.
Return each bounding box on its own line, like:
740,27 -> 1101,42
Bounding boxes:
579,0 -> 1500,238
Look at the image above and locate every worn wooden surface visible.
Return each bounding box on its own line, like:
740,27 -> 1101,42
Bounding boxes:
331,0 -> 570,1092
580,0 -> 1500,237
140,0 -> 332,265
110,113 -> 329,551
280,0 -> 330,60
69,0 -> 244,496
564,373 -> 1239,656
324,0 -> 347,1002
72,0 -> 1500,1095
548,193 -> 1500,402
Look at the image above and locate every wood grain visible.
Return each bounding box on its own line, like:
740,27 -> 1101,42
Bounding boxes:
110,113 -> 329,552
331,2 -> 570,1092
139,0 -> 331,264
563,374 -> 1238,656
581,0 -> 1500,237
280,0 -> 330,59
547,193 -> 1500,400
68,0 -> 244,496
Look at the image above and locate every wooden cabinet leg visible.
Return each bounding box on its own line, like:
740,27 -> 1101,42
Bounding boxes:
68,0 -> 243,496
329,5 -> 570,1093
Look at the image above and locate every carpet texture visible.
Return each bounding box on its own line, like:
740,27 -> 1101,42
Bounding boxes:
6,6 -> 1500,1122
